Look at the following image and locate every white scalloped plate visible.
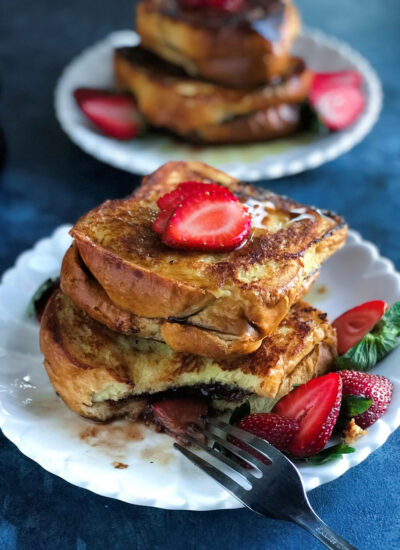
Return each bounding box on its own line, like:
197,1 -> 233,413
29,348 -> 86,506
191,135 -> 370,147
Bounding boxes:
0,227 -> 399,510
55,29 -> 382,181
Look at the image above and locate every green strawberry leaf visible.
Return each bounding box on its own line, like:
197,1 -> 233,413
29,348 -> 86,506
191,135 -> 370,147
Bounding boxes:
305,443 -> 356,465
229,401 -> 251,425
341,395 -> 373,417
336,301 -> 400,372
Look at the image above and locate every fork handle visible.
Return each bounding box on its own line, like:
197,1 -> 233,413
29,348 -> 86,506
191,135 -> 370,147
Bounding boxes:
294,511 -> 358,550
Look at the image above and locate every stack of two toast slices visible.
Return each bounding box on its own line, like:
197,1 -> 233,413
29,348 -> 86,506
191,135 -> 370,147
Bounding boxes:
40,161 -> 347,423
113,0 -> 312,143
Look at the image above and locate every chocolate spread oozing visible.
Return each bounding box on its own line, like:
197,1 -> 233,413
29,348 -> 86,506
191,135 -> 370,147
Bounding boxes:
106,383 -> 251,409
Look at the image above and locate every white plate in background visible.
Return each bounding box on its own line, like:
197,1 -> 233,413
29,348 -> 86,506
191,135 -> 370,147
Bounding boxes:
55,29 -> 382,181
0,226 -> 399,510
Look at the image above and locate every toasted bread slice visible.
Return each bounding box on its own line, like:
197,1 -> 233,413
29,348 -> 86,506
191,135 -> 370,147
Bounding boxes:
40,290 -> 337,421
136,0 -> 300,87
70,162 -> 347,358
114,46 -> 311,139
60,241 -> 319,355
185,105 -> 303,143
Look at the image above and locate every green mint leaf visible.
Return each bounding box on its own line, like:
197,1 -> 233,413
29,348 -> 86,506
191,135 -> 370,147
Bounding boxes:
229,401 -> 250,425
336,309 -> 400,372
27,277 -> 59,318
336,333 -> 378,371
381,301 -> 400,330
305,444 -> 356,465
341,395 -> 373,417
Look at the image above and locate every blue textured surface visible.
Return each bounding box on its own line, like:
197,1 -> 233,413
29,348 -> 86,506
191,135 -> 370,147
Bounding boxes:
1,1 -> 400,548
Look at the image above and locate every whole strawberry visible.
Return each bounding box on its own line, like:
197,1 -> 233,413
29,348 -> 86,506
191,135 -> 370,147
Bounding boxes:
338,371 -> 393,429
231,413 -> 299,465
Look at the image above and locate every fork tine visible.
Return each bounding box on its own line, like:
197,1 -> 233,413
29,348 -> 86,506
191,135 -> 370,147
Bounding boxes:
174,443 -> 250,502
184,433 -> 254,484
203,429 -> 266,472
207,417 -> 288,463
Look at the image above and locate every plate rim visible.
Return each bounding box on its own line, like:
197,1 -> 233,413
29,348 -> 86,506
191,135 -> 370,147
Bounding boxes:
0,226 -> 400,510
54,28 -> 383,181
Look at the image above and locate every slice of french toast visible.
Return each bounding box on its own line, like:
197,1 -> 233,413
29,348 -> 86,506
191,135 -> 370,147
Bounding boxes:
136,0 -> 300,87
40,290 -> 337,421
60,241 -> 319,354
70,161 -> 347,358
114,46 -> 311,140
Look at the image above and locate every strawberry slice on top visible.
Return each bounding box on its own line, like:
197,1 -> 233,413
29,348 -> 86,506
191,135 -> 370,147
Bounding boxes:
273,373 -> 342,458
162,189 -> 251,251
157,181 -> 233,212
74,88 -> 143,140
333,300 -> 388,355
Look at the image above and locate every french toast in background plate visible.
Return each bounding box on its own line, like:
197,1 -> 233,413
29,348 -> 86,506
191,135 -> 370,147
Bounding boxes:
40,291 -> 336,421
114,47 -> 312,143
67,161 -> 347,358
136,0 -> 300,87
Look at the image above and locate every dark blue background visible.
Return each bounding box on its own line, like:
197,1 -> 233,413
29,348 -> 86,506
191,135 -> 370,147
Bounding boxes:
1,1 -> 399,548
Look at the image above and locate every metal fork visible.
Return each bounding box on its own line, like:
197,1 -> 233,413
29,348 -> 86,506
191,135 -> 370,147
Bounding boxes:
174,418 -> 357,550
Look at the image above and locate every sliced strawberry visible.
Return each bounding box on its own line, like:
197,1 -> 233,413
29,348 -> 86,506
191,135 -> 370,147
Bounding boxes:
230,413 -> 299,465
311,71 -> 362,103
333,300 -> 388,355
310,85 -> 365,131
339,371 -> 393,429
151,398 -> 208,437
273,373 -> 342,458
74,88 -> 143,140
152,209 -> 172,235
162,190 -> 251,251
157,181 -> 234,212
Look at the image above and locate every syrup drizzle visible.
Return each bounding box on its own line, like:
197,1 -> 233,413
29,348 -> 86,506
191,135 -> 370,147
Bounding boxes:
244,198 -> 276,229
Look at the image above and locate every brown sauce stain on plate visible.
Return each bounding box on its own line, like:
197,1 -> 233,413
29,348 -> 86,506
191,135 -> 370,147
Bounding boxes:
112,461 -> 129,469
141,444 -> 173,466
79,420 -> 144,451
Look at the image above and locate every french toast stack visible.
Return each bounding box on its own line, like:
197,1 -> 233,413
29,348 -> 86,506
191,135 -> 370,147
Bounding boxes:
113,0 -> 312,143
40,161 -> 347,426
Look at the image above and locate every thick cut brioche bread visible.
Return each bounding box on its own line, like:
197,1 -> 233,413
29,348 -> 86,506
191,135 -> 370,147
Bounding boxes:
114,46 -> 311,140
136,0 -> 300,87
70,162 -> 347,358
61,241 -> 319,356
40,291 -> 337,421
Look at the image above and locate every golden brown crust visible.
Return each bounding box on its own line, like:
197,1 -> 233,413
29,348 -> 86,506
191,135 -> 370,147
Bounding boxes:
71,162 -> 347,352
61,242 -> 319,358
40,291 -> 337,421
187,105 -> 303,143
114,46 -> 311,138
136,0 -> 300,87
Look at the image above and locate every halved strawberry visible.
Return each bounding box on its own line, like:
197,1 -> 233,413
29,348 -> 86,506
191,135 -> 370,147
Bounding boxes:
157,181 -> 234,212
151,398 -> 208,437
162,190 -> 251,251
74,88 -> 143,140
310,71 -> 362,103
310,85 -> 365,131
273,373 -> 342,458
333,300 -> 388,355
231,413 -> 299,464
152,209 -> 172,235
339,371 -> 393,429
